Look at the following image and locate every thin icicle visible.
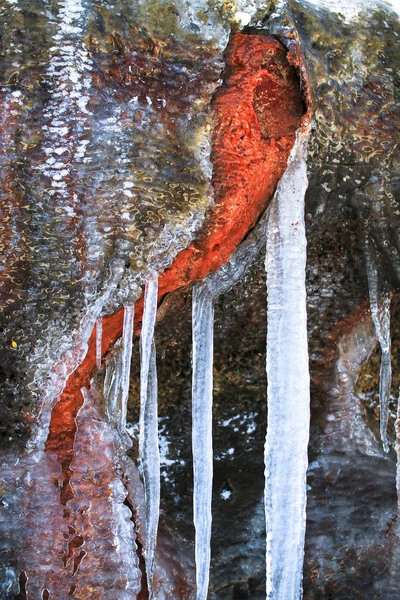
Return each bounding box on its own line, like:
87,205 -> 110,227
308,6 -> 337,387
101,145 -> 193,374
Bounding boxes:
103,340 -> 123,426
142,342 -> 160,599
265,132 -> 310,600
138,275 -> 159,597
120,305 -> 134,431
364,238 -> 392,452
139,276 -> 159,460
192,283 -> 214,600
396,388 -> 400,506
96,317 -> 103,369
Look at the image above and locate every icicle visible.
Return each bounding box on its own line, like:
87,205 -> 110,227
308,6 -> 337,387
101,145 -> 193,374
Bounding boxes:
138,275 -> 159,597
96,317 -> 103,369
142,342 -> 160,599
139,276 -> 159,459
396,388 -> 400,506
364,238 -> 392,453
120,305 -> 134,431
192,283 -> 214,600
103,340 -> 123,426
265,134 -> 310,600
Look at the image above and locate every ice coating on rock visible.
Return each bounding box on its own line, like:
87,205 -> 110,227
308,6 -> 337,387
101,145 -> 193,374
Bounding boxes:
0,385 -> 142,599
0,0 -> 234,440
192,283 -> 214,600
142,343 -> 160,599
264,131 -> 311,600
65,386 -> 142,599
364,238 -> 392,452
205,206 -> 270,298
96,317 -> 103,369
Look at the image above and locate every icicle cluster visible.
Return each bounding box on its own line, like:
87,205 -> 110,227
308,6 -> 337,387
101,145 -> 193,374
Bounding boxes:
265,133 -> 310,600
99,132 -> 313,599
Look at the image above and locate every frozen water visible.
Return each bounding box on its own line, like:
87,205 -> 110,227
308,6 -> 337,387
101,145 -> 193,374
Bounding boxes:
121,305 -> 135,431
141,344 -> 160,599
139,276 -> 159,596
265,131 -> 311,600
96,317 -> 102,369
364,238 -> 392,452
192,284 -> 214,600
139,276 -> 159,459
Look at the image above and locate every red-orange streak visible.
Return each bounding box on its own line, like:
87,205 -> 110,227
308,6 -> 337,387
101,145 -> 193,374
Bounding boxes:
46,33 -> 307,504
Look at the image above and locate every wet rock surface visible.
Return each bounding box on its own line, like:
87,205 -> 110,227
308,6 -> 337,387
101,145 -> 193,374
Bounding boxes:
1,0 -> 400,598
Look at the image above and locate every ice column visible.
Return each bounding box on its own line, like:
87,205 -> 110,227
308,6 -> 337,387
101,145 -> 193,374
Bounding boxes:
364,239 -> 392,452
139,276 -> 159,597
120,305 -> 135,431
96,317 -> 103,369
265,134 -> 310,600
396,389 -> 400,505
192,284 -> 214,600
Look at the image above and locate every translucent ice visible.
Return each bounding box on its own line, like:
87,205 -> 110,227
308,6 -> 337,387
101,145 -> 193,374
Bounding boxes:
364,238 -> 392,453
265,132 -> 311,600
96,317 -> 102,369
139,276 -> 159,596
192,284 -> 214,600
121,305 -> 135,431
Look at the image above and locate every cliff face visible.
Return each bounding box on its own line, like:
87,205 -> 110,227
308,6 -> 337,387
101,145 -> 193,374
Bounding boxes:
0,1 -> 399,599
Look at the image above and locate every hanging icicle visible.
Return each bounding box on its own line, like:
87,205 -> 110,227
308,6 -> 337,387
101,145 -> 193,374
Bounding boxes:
364,237 -> 392,453
142,342 -> 160,599
139,276 -> 159,458
120,304 -> 135,431
396,388 -> 400,506
139,275 -> 159,597
265,132 -> 311,600
192,283 -> 214,600
103,340 -> 123,426
96,317 -> 103,369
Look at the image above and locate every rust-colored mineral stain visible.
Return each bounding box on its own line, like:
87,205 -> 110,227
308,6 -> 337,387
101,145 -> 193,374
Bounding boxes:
46,32 -> 306,588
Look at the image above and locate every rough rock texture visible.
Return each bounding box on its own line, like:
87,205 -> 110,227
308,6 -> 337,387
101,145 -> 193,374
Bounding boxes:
1,0 -> 400,599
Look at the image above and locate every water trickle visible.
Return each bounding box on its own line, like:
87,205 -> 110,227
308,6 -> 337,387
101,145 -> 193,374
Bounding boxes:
192,283 -> 214,600
265,132 -> 311,600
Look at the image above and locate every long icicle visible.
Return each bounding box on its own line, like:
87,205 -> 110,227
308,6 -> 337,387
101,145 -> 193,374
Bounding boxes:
192,283 -> 214,600
142,342 -> 160,599
364,237 -> 392,453
396,387 -> 400,506
96,317 -> 103,369
265,133 -> 310,600
120,304 -> 134,431
139,275 -> 159,597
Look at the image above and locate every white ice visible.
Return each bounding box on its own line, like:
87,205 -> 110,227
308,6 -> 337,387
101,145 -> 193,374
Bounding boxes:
142,343 -> 160,599
120,305 -> 135,431
364,238 -> 392,453
96,317 -> 102,369
139,276 -> 159,597
265,132 -> 311,600
192,284 -> 214,600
